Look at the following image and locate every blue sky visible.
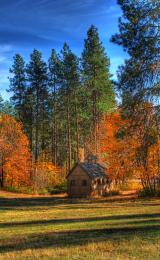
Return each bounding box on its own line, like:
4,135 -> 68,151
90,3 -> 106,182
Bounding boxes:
0,0 -> 127,100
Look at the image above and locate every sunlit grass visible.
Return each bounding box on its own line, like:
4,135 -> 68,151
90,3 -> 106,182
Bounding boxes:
0,192 -> 160,259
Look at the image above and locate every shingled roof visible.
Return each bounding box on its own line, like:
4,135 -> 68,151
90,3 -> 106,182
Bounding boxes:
80,162 -> 108,179
68,162 -> 108,179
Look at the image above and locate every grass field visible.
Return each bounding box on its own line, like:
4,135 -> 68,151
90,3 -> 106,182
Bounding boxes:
0,191 -> 160,260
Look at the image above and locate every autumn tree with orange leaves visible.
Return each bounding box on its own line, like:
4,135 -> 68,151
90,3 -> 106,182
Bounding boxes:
131,103 -> 160,192
96,106 -> 160,192
97,112 -> 137,185
0,114 -> 31,188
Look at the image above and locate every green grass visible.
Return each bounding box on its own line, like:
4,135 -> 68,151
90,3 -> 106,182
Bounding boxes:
0,191 -> 160,260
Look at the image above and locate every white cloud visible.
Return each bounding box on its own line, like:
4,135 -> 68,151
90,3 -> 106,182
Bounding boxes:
0,69 -> 9,84
0,44 -> 13,66
0,44 -> 12,54
0,56 -> 6,63
0,47 -> 11,100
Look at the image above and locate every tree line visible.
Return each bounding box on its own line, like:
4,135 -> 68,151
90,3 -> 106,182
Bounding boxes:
9,25 -> 115,173
1,0 -> 159,194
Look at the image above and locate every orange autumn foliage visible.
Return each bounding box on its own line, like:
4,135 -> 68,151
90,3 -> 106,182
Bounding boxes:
98,106 -> 160,190
0,114 -> 31,187
98,112 -> 138,183
32,161 -> 64,189
131,103 -> 160,190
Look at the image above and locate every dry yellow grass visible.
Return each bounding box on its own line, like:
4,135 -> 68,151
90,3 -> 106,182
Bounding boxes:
0,191 -> 160,259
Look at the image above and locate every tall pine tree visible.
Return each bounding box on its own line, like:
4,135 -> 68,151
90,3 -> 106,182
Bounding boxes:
111,0 -> 160,114
9,54 -> 26,121
112,0 -> 160,185
48,49 -> 62,165
60,43 -> 81,171
82,25 -> 115,154
26,49 -> 48,162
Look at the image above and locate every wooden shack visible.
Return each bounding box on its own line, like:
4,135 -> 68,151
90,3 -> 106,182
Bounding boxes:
67,157 -> 111,198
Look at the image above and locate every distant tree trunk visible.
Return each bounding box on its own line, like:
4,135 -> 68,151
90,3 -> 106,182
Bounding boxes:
41,101 -> 45,161
74,91 -> 80,161
93,65 -> 99,155
35,87 -> 39,163
76,116 -> 80,161
30,108 -> 33,153
93,90 -> 98,155
51,119 -> 57,165
67,97 -> 72,172
53,80 -> 57,165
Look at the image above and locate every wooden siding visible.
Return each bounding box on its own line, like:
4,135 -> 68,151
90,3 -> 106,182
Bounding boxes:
67,165 -> 91,197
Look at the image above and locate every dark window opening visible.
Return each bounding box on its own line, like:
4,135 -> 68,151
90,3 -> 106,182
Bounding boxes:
70,180 -> 76,186
82,180 -> 87,186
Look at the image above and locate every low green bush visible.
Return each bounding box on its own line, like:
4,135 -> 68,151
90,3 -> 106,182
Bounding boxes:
3,186 -> 35,194
48,181 -> 67,195
3,182 -> 67,195
138,188 -> 157,197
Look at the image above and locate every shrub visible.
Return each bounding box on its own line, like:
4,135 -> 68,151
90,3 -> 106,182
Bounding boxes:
138,188 -> 156,197
48,181 -> 67,195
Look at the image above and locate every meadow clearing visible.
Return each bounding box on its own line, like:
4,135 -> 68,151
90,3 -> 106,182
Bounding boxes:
0,191 -> 160,260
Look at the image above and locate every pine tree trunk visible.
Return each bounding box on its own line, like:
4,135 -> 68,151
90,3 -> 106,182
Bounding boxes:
93,66 -> 98,155
93,90 -> 98,155
51,79 -> 57,165
35,87 -> 39,163
41,105 -> 45,162
67,97 -> 72,172
53,91 -> 57,165
75,92 -> 80,161
76,116 -> 80,161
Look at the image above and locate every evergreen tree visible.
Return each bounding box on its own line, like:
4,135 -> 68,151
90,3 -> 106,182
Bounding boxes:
9,54 -> 26,121
111,0 -> 160,114
60,43 -> 81,171
82,25 -> 115,154
112,0 -> 160,182
48,49 -> 62,165
8,26 -> 116,169
26,49 -> 48,162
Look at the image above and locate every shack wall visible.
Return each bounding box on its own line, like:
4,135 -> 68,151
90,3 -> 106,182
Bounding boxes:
67,165 -> 91,197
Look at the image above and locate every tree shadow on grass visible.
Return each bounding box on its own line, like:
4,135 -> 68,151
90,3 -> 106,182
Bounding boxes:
0,224 -> 160,254
0,213 -> 160,228
0,197 -> 110,211
0,197 -> 131,211
0,197 -> 67,209
0,195 -> 159,211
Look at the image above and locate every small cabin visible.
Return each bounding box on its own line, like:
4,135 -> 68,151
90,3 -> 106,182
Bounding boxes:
67,159 -> 111,198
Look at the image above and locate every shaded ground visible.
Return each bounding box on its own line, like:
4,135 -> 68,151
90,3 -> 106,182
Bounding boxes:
0,191 -> 160,260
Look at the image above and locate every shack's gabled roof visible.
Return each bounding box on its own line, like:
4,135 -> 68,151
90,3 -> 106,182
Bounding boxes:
67,162 -> 108,179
